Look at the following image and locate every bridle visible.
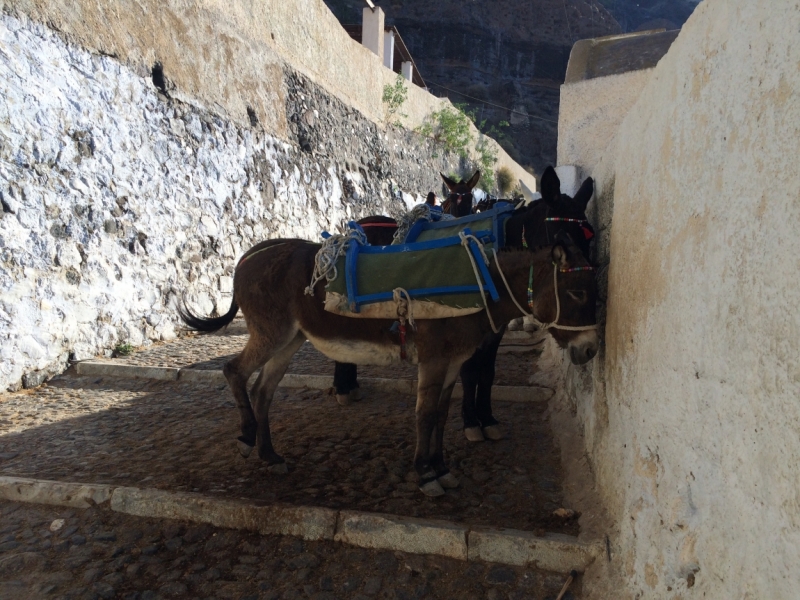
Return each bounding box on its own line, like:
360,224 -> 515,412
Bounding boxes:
443,191 -> 473,215
492,255 -> 598,332
544,216 -> 595,242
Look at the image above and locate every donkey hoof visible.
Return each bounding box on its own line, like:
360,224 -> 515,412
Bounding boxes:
437,472 -> 460,489
268,462 -> 288,475
482,425 -> 504,441
349,387 -> 364,402
419,479 -> 446,497
464,427 -> 485,442
336,394 -> 353,406
237,439 -> 254,458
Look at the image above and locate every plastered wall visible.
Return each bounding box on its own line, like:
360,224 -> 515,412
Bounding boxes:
558,0 -> 800,597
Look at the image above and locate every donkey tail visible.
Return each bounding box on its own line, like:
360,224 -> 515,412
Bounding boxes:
178,296 -> 239,333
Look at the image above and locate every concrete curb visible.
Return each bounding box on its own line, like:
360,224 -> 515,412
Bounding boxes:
335,511 -> 468,560
110,487 -> 338,541
75,361 -> 179,381
0,476 -> 114,508
0,476 -> 600,572
75,362 -> 554,403
468,528 -> 602,572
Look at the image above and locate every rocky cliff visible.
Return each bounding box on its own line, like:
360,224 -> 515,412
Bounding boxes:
325,0 -> 699,175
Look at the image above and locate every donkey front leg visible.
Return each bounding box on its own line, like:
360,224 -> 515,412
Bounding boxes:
414,359 -> 455,497
249,332 -> 306,473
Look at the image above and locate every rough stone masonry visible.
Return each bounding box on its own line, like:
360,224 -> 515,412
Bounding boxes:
0,12 -> 463,391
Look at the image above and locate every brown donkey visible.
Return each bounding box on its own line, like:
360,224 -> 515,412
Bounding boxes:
180,236 -> 598,496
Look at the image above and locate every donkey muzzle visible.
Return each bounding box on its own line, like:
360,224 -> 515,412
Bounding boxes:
568,330 -> 599,365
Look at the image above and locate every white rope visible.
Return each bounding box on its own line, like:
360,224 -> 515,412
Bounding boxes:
490,248 -> 532,318
491,248 -> 597,332
392,204 -> 454,245
543,264 -> 598,331
304,228 -> 369,295
392,287 -> 415,329
458,231 -> 500,334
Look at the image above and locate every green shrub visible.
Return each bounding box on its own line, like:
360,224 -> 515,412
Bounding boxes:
114,343 -> 134,356
416,104 -> 473,158
382,74 -> 408,123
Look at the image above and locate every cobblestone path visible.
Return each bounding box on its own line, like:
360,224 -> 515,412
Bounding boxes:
105,320 -> 544,387
0,324 -> 586,599
0,375 -> 576,534
0,501 -> 579,600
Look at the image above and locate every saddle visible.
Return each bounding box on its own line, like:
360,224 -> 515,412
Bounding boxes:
320,203 -> 516,320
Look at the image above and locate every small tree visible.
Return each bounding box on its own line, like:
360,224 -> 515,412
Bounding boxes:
416,103 -> 474,158
382,74 -> 408,123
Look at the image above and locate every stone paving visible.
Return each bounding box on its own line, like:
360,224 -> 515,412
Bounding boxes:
0,375 -> 576,534
0,501 -> 580,600
106,320 -> 544,387
0,324 -> 587,598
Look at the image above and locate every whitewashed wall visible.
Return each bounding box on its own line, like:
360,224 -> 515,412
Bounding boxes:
556,0 -> 800,597
0,14 -> 441,391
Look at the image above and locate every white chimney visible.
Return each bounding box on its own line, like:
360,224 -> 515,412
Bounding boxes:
384,29 -> 395,69
362,7 -> 385,62
401,61 -> 413,82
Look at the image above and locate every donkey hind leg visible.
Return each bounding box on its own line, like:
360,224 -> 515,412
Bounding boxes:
223,336 -> 275,459
476,326 -> 505,441
414,359 -> 453,497
431,358 -> 464,490
249,331 -> 306,474
333,362 -> 360,406
459,351 -> 485,443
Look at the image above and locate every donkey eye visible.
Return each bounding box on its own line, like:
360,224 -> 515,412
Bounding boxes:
566,290 -> 587,303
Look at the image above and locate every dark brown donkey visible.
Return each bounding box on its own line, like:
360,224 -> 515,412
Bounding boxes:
456,167 -> 596,441
180,232 -> 598,497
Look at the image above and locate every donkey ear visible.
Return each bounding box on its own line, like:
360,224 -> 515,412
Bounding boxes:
440,172 -> 458,191
540,166 -> 561,206
573,177 -> 594,210
465,170 -> 481,189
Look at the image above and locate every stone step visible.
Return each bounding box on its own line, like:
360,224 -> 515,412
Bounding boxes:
0,475 -> 602,573
74,361 -> 553,402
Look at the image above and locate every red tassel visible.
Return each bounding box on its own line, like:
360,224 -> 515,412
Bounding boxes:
399,322 -> 407,360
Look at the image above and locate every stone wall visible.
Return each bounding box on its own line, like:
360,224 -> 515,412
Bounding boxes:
0,0 -> 537,193
556,0 -> 800,597
0,12 -> 464,391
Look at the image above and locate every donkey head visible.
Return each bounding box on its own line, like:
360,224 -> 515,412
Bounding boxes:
507,166 -> 595,258
540,166 -> 594,216
440,171 -> 480,218
528,232 -> 599,365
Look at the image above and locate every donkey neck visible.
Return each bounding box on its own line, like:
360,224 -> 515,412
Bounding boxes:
487,249 -> 552,325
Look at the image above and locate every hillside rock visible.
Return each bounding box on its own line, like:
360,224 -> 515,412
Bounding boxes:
324,0 -> 699,175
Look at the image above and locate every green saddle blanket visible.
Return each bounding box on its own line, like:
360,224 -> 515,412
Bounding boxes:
323,228 -> 499,320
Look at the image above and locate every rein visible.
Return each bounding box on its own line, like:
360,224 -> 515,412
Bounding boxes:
492,254 -> 598,332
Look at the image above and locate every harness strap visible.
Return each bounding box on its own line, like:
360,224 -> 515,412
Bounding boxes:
360,223 -> 399,229
492,251 -> 598,332
392,288 -> 414,361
